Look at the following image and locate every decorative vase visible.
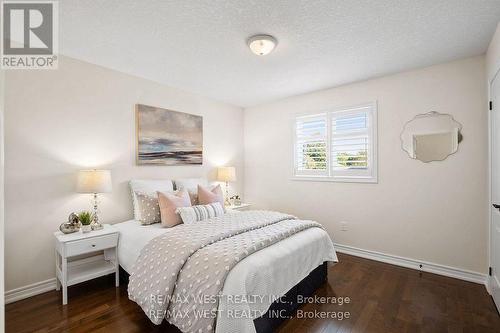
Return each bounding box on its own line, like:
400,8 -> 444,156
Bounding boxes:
59,222 -> 79,234
81,225 -> 92,233
59,213 -> 81,234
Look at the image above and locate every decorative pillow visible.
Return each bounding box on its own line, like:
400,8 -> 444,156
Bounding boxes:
176,202 -> 225,224
130,179 -> 174,220
198,184 -> 225,208
135,192 -> 161,225
157,190 -> 191,227
174,178 -> 208,205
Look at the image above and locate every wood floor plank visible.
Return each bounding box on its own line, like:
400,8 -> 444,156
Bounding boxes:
6,253 -> 500,333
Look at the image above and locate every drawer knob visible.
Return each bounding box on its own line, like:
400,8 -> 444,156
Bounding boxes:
91,244 -> 96,247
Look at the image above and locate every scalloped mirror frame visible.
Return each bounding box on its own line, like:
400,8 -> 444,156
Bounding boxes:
400,111 -> 463,163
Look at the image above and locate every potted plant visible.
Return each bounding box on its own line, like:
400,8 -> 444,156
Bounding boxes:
78,211 -> 94,233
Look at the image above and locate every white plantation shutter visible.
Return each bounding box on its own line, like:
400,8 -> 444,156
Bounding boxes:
293,103 -> 377,182
331,106 -> 375,180
294,114 -> 328,176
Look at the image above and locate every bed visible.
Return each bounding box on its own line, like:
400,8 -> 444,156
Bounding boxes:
115,214 -> 336,333
119,179 -> 337,333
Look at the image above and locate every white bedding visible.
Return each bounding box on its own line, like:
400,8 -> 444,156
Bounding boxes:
115,215 -> 337,333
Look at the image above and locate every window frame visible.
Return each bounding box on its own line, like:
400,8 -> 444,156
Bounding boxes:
292,102 -> 378,183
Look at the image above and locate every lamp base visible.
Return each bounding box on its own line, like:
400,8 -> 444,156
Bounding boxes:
224,182 -> 231,206
91,192 -> 104,230
91,222 -> 104,231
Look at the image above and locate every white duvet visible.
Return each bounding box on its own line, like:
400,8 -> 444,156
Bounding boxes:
115,213 -> 337,333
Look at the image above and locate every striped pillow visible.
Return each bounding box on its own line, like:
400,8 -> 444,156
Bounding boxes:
176,202 -> 225,224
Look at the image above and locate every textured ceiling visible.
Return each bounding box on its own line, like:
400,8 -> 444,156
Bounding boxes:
60,1 -> 500,107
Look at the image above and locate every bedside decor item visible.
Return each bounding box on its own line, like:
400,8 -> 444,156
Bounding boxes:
68,212 -> 79,224
59,213 -> 81,234
76,169 -> 112,231
136,104 -> 203,165
230,195 -> 241,206
217,166 -> 236,206
78,211 -> 94,233
401,112 -> 463,163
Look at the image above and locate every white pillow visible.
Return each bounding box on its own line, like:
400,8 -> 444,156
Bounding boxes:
129,179 -> 174,220
173,178 -> 208,205
176,202 -> 225,224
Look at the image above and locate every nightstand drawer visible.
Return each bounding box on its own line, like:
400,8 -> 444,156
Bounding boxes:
65,234 -> 118,256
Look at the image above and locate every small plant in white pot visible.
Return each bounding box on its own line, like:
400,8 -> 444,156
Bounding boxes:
78,211 -> 94,233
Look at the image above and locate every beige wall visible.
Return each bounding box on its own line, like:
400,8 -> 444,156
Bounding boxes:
487,23 -> 500,82
244,56 -> 488,273
3,52 -> 492,291
4,56 -> 244,290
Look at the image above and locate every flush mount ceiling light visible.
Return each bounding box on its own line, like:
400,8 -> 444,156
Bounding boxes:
247,34 -> 277,56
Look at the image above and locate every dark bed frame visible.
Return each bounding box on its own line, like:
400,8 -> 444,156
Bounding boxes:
120,261 -> 328,333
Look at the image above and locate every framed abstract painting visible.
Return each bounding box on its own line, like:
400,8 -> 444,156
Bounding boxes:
136,104 -> 203,165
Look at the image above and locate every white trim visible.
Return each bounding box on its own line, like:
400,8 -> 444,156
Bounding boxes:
290,175 -> 378,183
488,77 -> 493,296
5,278 -> 56,304
334,243 -> 487,286
4,255 -> 116,304
5,244 -> 489,304
488,68 -> 500,301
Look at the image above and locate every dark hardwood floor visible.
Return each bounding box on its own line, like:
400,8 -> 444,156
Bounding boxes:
6,253 -> 500,333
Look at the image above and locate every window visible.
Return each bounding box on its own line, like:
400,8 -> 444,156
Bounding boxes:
295,114 -> 328,176
293,103 -> 377,182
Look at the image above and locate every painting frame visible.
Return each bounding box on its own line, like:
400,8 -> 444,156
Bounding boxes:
135,104 -> 203,166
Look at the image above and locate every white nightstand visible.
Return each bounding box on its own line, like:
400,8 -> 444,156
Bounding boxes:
226,203 -> 252,211
54,224 -> 119,305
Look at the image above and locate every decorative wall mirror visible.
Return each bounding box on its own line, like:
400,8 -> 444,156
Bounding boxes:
401,112 -> 462,163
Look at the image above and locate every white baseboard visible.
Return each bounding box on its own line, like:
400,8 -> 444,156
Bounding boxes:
4,255 -> 107,304
5,278 -> 56,304
334,243 -> 488,286
5,244 -> 489,304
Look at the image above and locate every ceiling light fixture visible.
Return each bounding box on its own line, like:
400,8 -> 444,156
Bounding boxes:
247,34 -> 277,56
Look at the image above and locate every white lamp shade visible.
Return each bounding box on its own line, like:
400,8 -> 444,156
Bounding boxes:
217,167 -> 236,182
76,170 -> 112,193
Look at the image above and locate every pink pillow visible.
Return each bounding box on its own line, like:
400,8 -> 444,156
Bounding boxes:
198,184 -> 224,208
157,190 -> 191,227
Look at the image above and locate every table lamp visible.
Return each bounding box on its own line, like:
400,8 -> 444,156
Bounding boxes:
76,169 -> 112,230
217,166 -> 236,206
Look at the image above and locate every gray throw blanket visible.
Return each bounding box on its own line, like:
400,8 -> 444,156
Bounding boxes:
128,210 -> 322,333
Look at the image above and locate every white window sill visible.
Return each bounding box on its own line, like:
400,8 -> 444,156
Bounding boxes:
291,175 -> 378,184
